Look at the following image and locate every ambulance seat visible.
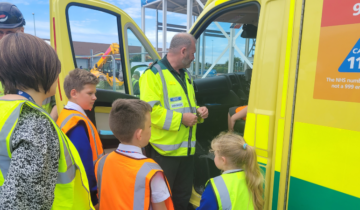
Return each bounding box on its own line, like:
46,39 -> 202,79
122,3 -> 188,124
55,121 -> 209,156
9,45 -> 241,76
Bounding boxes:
233,119 -> 246,136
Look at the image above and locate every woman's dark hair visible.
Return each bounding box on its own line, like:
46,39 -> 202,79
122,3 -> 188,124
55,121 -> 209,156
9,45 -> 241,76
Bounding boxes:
0,33 -> 61,94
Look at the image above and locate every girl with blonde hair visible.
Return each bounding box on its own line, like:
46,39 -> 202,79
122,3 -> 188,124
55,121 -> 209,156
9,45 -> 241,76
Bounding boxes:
196,132 -> 264,210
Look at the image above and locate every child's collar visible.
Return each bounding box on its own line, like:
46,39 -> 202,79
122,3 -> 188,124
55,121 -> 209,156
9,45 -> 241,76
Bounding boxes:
222,169 -> 243,174
65,101 -> 87,116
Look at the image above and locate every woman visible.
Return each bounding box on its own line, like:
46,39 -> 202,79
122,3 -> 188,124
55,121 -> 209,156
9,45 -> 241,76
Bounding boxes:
0,33 -> 94,209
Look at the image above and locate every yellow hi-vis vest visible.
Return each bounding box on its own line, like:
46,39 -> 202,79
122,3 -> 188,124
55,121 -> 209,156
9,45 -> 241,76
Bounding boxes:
209,170 -> 254,210
139,60 -> 203,156
0,83 -> 4,97
42,96 -> 52,113
0,100 -> 94,210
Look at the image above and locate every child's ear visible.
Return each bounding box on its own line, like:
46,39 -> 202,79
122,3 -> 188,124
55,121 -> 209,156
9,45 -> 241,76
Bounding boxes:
70,89 -> 77,99
221,156 -> 227,165
135,128 -> 143,140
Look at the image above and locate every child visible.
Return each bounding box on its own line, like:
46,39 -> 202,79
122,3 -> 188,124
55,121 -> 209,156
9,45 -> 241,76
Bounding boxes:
56,68 -> 104,207
197,132 -> 264,210
94,99 -> 174,210
228,105 -> 247,131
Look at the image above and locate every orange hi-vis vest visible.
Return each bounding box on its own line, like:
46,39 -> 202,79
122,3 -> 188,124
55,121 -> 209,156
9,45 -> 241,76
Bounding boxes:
57,109 -> 104,163
95,151 -> 175,210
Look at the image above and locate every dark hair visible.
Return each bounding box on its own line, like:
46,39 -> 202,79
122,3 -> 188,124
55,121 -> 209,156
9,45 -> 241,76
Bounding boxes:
109,99 -> 152,143
63,68 -> 99,99
0,33 -> 61,94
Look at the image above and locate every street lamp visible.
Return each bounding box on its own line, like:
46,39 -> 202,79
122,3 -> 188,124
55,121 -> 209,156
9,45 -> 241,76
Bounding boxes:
32,13 -> 36,36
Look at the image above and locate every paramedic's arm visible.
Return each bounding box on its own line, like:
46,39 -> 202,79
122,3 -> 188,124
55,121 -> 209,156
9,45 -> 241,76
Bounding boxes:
140,69 -> 184,130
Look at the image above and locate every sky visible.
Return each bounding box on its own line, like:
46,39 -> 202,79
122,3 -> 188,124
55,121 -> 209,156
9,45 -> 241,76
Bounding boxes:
11,0 -> 253,66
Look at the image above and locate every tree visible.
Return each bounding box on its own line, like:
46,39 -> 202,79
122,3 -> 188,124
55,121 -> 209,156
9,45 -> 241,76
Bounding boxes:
224,57 -> 244,72
130,54 -> 141,62
130,54 -> 153,63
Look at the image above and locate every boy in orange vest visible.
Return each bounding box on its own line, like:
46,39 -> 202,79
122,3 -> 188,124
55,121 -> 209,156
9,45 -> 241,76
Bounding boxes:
57,68 -> 104,208
95,99 -> 174,210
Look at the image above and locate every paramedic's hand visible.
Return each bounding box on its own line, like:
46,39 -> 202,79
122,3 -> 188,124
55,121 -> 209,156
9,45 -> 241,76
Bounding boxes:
182,113 -> 198,127
197,106 -> 209,119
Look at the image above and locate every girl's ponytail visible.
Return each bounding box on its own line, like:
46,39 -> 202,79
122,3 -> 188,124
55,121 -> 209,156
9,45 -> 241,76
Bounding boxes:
244,144 -> 264,210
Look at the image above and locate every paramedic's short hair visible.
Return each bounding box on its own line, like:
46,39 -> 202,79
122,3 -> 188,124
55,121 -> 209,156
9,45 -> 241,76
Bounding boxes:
64,68 -> 99,99
109,99 -> 152,143
0,33 -> 61,94
169,33 -> 196,52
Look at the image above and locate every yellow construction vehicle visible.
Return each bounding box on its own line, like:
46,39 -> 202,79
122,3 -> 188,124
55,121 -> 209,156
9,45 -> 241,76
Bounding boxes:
90,43 -> 123,88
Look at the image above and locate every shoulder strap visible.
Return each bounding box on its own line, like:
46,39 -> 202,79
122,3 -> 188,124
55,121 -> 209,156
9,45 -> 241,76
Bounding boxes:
95,153 -> 110,203
153,63 -> 171,110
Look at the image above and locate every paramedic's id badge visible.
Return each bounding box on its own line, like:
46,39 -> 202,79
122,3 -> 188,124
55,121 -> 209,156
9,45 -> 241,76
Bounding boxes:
170,96 -> 183,109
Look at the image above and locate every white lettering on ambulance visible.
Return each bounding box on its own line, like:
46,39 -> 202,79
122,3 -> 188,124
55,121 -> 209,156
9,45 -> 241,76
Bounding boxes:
353,3 -> 360,16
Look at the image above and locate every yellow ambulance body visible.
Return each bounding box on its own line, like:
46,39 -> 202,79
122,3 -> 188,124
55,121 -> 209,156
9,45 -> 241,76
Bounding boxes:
51,0 -> 360,209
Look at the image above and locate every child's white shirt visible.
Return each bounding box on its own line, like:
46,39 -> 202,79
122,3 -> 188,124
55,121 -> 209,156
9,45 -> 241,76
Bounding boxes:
64,101 -> 87,116
116,144 -> 170,205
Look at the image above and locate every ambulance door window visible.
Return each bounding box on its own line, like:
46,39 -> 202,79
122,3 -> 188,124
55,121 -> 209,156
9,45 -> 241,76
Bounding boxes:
194,4 -> 258,80
67,5 -> 125,93
125,28 -> 155,97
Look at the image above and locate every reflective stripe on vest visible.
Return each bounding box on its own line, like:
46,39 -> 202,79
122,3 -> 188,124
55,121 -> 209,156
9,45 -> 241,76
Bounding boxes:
132,78 -> 138,86
148,100 -> 161,108
42,97 -> 51,105
0,100 -> 94,210
152,141 -> 196,152
58,111 -> 104,163
133,162 -> 162,209
212,176 -> 232,210
151,63 -> 197,152
96,153 -> 109,202
42,97 -> 52,113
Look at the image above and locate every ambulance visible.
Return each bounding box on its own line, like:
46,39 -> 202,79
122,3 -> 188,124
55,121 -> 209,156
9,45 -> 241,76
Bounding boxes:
50,0 -> 360,209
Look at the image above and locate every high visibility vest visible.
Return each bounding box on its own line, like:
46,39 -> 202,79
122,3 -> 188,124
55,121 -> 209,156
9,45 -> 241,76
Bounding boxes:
42,96 -> 52,114
132,78 -> 138,86
57,109 -> 104,163
139,60 -> 203,156
94,151 -> 174,210
208,171 -> 254,210
0,100 -> 94,210
0,82 -> 3,97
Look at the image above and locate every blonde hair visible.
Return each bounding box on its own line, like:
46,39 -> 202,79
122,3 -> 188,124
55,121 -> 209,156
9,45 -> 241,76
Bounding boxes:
211,132 -> 264,210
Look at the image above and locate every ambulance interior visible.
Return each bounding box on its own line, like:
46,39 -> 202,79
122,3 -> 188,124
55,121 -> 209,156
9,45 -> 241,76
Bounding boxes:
66,1 -> 259,199
191,3 -> 259,195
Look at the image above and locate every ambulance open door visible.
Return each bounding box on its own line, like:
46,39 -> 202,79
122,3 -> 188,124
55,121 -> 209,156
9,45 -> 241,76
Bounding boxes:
50,0 -> 160,150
